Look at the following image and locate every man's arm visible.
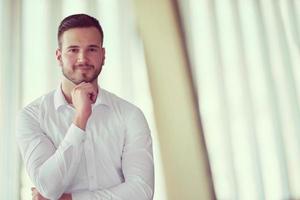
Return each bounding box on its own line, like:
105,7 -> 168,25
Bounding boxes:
17,83 -> 97,200
71,107 -> 154,200
30,107 -> 154,200
16,107 -> 86,199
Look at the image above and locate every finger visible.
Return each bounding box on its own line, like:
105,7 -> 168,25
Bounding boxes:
74,81 -> 88,88
34,194 -> 42,200
32,189 -> 38,196
91,92 -> 97,102
76,82 -> 96,89
32,191 -> 38,197
88,87 -> 97,98
73,83 -> 97,95
89,92 -> 97,102
72,83 -> 98,103
75,81 -> 93,88
80,86 -> 98,99
80,84 -> 98,93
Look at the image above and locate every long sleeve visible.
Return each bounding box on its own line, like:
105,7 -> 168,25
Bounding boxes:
16,106 -> 86,200
72,108 -> 154,200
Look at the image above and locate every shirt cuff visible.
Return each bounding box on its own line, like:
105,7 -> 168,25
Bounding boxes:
72,190 -> 92,200
64,123 -> 86,146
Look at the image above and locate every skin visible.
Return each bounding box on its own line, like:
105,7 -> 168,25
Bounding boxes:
58,26 -> 105,130
32,27 -> 105,200
32,188 -> 70,200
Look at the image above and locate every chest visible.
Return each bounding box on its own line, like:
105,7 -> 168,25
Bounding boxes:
41,107 -> 126,160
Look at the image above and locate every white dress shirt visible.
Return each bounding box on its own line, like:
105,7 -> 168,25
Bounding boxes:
16,86 -> 154,200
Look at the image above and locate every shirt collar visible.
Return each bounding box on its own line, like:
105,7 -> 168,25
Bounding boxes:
94,87 -> 111,108
54,84 -> 111,110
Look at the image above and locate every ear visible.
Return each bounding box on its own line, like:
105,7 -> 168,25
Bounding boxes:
102,48 -> 106,65
56,48 -> 63,66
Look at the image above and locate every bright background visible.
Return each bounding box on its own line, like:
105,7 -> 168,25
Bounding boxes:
1,0 -> 300,200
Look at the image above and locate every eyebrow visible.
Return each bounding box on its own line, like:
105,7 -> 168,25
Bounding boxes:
88,45 -> 101,48
66,45 -> 101,49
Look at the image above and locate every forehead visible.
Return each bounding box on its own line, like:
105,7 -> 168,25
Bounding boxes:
60,27 -> 102,48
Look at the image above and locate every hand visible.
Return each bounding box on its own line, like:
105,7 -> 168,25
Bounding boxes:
71,82 -> 98,130
31,187 -> 48,200
59,193 -> 72,200
31,187 -> 72,200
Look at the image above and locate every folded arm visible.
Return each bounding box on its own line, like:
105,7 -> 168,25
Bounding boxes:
17,83 -> 97,199
16,107 -> 86,200
29,107 -> 154,200
72,108 -> 155,200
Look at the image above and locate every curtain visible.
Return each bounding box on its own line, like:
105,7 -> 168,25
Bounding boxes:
0,0 -> 167,199
178,0 -> 300,199
0,0 -> 22,199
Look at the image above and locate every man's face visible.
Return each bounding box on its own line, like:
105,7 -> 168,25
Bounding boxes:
56,27 -> 105,85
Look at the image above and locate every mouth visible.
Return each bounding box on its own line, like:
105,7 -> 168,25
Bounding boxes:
76,66 -> 93,71
77,67 -> 91,70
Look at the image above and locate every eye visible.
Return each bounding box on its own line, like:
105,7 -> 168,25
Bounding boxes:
88,48 -> 98,52
68,48 -> 79,53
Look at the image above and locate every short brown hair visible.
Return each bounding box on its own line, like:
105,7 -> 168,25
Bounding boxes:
57,14 -> 104,47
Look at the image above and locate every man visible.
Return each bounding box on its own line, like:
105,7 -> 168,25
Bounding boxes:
16,14 -> 154,200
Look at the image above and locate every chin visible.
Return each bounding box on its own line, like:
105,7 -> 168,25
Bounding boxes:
74,80 -> 89,85
64,71 -> 99,85
75,77 -> 96,84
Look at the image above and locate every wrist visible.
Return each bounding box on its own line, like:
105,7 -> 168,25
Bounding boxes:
73,113 -> 89,130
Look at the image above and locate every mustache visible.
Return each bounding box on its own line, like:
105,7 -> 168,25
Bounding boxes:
74,64 -> 94,68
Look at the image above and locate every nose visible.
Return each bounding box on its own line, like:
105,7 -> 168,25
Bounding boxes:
77,50 -> 88,63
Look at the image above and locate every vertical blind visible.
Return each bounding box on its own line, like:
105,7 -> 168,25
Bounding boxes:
1,0 -> 166,200
178,0 -> 300,199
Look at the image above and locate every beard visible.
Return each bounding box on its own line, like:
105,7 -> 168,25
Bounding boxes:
62,63 -> 103,85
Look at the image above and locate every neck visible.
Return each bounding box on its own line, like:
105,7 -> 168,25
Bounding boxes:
61,77 -> 98,104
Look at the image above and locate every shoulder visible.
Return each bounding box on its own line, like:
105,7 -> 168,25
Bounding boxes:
102,89 -> 143,117
17,90 -> 56,121
102,89 -> 149,130
16,90 -> 56,138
